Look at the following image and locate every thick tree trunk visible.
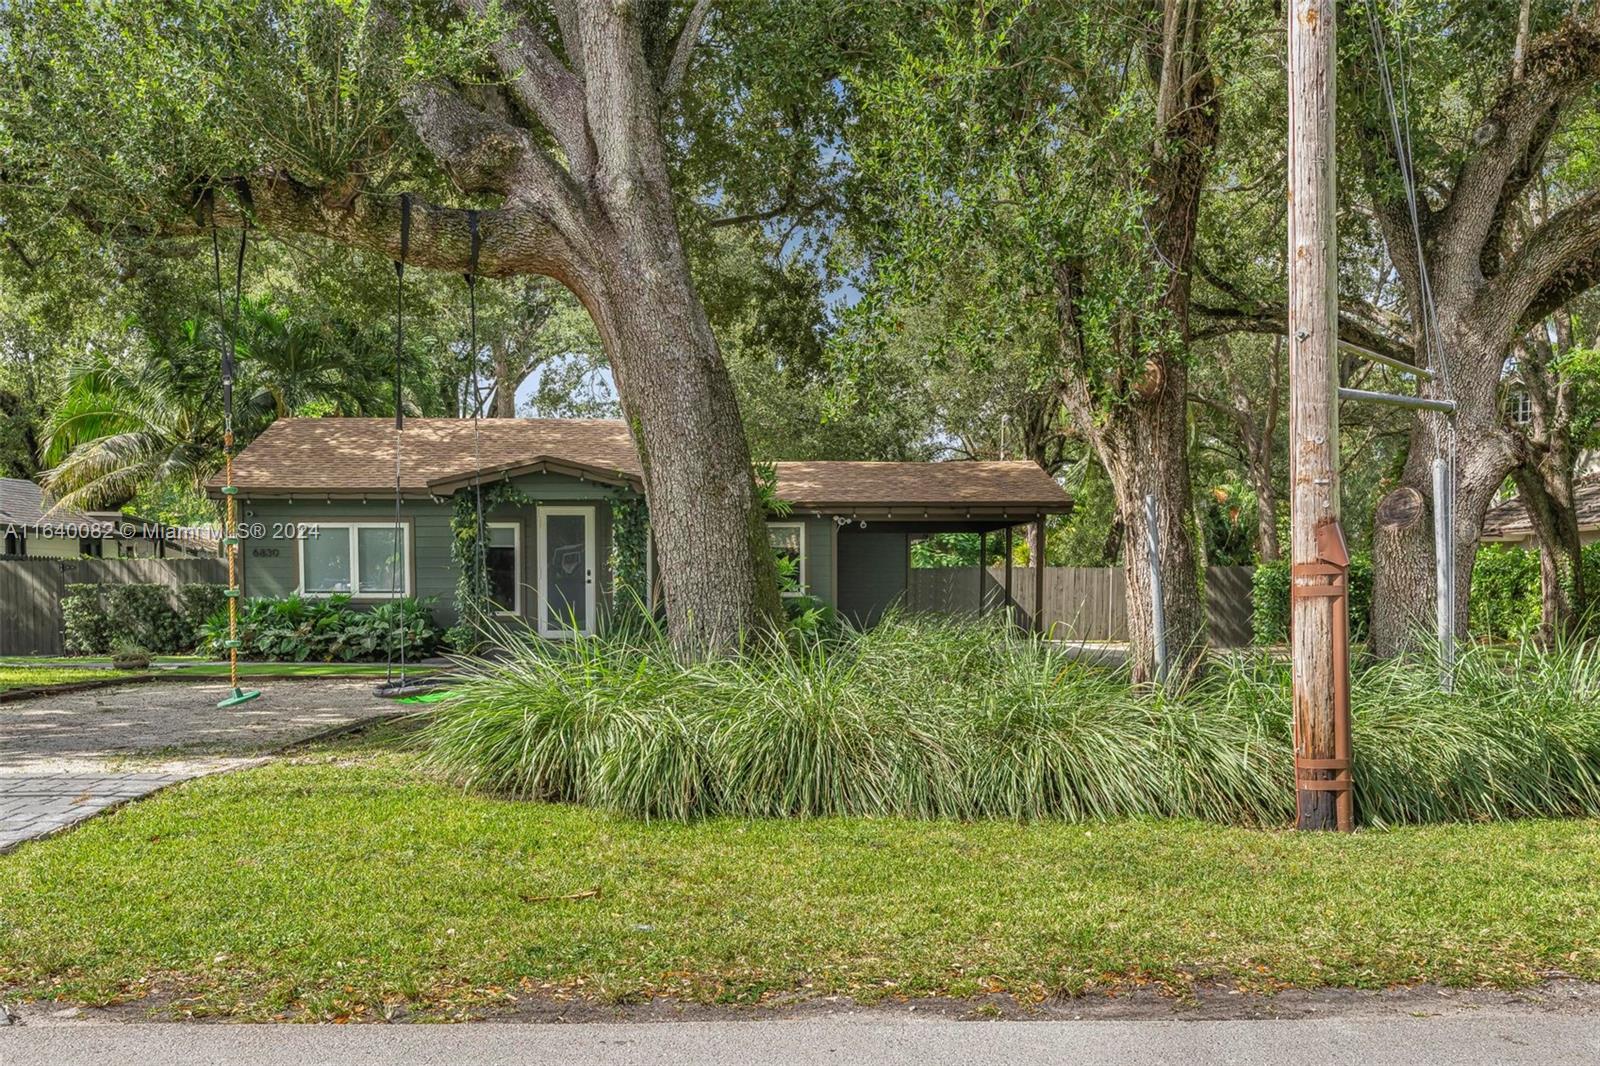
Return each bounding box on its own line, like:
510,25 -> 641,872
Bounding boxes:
1511,460 -> 1585,641
1369,331 -> 1516,654
489,341 -> 518,418
1252,463 -> 1281,562
1094,380 -> 1207,684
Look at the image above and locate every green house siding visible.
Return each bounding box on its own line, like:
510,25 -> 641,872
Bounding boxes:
835,528 -> 909,626
238,471 -> 626,628
795,516 -> 835,605
238,483 -> 854,629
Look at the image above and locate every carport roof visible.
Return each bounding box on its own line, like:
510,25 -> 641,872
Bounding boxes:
212,418 -> 1073,516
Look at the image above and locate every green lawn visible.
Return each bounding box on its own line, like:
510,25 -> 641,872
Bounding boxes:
1,726 -> 1596,1020
0,666 -> 118,691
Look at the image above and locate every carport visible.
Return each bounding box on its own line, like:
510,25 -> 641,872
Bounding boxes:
776,461 -> 1075,631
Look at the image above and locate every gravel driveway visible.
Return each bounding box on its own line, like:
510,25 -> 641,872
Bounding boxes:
0,679 -> 400,851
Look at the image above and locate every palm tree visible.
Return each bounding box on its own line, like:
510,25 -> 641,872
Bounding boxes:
235,298 -> 388,418
42,290 -> 416,512
39,338 -> 251,512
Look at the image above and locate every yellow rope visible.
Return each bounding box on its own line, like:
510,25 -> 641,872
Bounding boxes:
225,430 -> 238,693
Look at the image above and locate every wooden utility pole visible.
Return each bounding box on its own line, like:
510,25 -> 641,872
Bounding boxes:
1287,0 -> 1354,831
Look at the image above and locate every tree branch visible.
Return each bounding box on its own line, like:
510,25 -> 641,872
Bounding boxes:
1191,302 -> 1416,367
1435,16 -> 1600,274
1479,185 -> 1600,336
455,0 -> 594,180
213,171 -> 588,286
402,83 -> 595,262
662,0 -> 714,98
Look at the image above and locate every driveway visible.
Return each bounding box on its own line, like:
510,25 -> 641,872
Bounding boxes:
0,679 -> 398,852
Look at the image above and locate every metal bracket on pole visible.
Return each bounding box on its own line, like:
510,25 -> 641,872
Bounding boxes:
1290,519 -> 1354,832
1145,493 -> 1168,687
1337,340 -> 1434,380
1337,387 -> 1455,413
1433,457 -> 1456,693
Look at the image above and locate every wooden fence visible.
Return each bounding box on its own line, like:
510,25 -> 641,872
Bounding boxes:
0,557 -> 227,656
906,564 -> 1256,647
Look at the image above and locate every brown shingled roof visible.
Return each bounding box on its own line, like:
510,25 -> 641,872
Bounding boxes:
215,418 -> 1072,514
1482,472 -> 1600,541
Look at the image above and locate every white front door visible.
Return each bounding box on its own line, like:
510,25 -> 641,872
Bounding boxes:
537,506 -> 596,637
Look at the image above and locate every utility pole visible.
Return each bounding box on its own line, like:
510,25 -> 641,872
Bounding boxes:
1287,0 -> 1353,831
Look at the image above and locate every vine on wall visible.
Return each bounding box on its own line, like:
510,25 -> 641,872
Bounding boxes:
610,493 -> 651,632
448,482 -> 533,650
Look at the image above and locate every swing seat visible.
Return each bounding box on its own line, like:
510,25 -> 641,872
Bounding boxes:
373,678 -> 446,700
217,687 -> 262,708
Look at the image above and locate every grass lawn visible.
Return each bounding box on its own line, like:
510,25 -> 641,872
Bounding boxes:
0,666 -> 119,691
2,726 -> 1597,1020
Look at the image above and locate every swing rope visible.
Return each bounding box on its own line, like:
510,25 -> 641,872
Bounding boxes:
387,194 -> 412,690
464,210 -> 487,632
208,193 -> 260,708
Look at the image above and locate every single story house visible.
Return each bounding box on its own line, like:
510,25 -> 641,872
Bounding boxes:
1,477 -> 217,559
210,417 -> 1073,634
1481,472 -> 1600,548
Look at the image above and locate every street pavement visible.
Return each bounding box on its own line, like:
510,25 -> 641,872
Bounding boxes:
2,1014 -> 1597,1066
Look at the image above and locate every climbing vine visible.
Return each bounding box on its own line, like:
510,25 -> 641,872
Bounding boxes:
447,482 -> 532,650
610,493 -> 651,632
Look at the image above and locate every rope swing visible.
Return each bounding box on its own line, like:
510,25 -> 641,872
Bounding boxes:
209,193 -> 261,709
376,195 -> 435,698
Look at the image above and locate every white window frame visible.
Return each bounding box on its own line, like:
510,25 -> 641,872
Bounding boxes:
297,521 -> 412,599
767,520 -> 807,597
487,521 -> 523,616
537,505 -> 597,638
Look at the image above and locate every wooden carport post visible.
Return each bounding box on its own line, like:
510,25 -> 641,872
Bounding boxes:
1033,516 -> 1047,635
1004,525 -> 1013,622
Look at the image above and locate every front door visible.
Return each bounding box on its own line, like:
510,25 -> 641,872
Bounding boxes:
538,506 -> 596,637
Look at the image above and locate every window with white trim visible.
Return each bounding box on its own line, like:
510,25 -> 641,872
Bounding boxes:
299,522 -> 411,597
1509,390 -> 1533,426
767,521 -> 806,597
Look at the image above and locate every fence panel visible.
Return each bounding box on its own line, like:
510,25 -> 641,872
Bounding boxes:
0,557 -> 226,656
907,564 -> 1254,646
1205,565 -> 1256,648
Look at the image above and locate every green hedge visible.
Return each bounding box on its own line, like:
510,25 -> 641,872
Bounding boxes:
201,594 -> 444,662
62,582 -> 223,655
1470,542 -> 1600,641
1252,555 -> 1373,645
1253,543 -> 1600,644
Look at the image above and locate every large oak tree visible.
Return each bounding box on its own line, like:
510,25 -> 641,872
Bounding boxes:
1,0 -> 802,652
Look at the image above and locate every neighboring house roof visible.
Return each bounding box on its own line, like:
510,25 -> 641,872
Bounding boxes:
0,477 -> 97,532
1482,472 -> 1600,541
213,418 -> 1074,516
0,477 -> 218,555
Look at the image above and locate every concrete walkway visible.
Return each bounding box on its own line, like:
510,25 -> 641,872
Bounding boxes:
3,1014 -> 1598,1066
0,679 -> 397,852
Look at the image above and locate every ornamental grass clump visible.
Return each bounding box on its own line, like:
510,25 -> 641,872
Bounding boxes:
420,616 -> 1600,827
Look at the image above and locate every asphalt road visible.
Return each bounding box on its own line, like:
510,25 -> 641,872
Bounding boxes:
3,1015 -> 1597,1066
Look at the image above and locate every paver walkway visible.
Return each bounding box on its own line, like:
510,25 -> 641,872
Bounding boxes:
0,679 -> 399,852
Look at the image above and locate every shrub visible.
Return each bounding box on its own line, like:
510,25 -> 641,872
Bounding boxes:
105,584 -> 187,654
203,594 -> 444,662
63,582 -> 213,655
420,617 -> 1600,827
177,583 -> 227,648
1252,554 -> 1372,645
1469,545 -> 1542,641
62,584 -> 112,655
